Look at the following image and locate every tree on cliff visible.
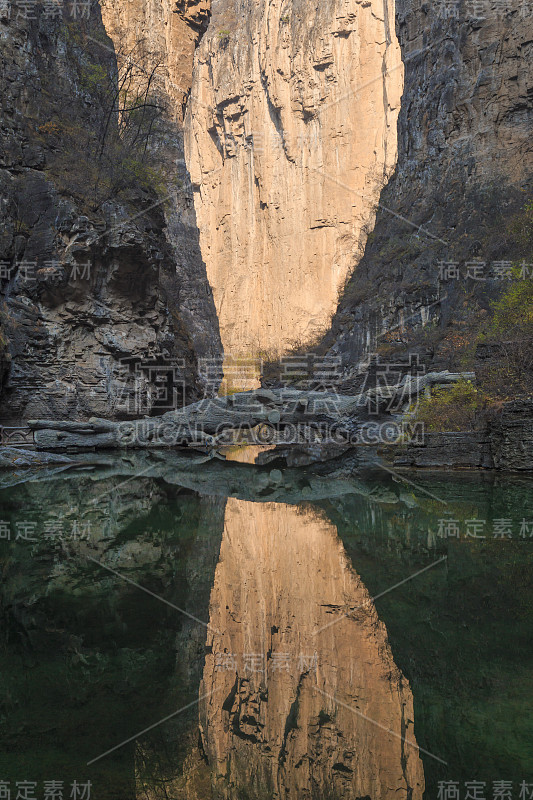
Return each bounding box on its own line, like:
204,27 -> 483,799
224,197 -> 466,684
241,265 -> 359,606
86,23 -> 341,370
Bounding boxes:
85,34 -> 168,208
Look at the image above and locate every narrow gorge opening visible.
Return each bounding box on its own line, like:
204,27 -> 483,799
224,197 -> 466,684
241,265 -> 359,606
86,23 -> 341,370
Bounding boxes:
98,0 -> 404,390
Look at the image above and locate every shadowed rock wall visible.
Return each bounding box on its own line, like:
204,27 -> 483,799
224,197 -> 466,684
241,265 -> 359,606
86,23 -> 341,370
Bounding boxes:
0,2 -> 221,422
320,0 -> 533,372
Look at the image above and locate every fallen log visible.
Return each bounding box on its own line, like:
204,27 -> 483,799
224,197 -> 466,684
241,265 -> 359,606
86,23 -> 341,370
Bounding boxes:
360,371 -> 476,412
27,373 -> 475,451
29,389 -> 362,450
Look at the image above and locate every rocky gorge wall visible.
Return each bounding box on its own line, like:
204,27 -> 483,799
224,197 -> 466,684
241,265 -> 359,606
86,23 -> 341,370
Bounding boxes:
95,0 -> 533,394
2,0 -> 531,422
0,0 -> 221,423
319,0 -> 533,374
185,0 -> 403,364
100,0 -> 211,124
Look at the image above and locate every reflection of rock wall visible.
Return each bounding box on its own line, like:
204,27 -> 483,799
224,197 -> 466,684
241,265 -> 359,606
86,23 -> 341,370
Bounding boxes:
200,499 -> 424,799
0,472 -> 226,800
185,0 -> 403,360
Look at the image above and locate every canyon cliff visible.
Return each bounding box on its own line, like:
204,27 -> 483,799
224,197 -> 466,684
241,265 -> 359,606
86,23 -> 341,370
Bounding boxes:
319,0 -> 533,376
3,0 -> 531,421
100,0 -> 211,124
185,0 -> 403,364
0,1 -> 221,422
0,0 -> 533,421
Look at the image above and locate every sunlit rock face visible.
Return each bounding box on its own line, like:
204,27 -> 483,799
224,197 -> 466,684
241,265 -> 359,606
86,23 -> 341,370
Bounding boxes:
200,499 -> 424,799
185,0 -> 403,362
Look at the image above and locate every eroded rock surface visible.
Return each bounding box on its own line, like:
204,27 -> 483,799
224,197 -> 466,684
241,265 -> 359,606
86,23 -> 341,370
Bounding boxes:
0,4 -> 221,423
100,0 -> 211,123
321,0 -> 533,371
185,0 -> 403,363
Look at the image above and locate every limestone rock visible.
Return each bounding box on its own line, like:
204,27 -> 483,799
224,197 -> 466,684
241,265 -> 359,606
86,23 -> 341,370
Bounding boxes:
322,0 -> 533,372
185,0 -> 403,364
392,400 -> 533,470
490,398 -> 533,471
100,0 -> 211,124
0,446 -> 73,468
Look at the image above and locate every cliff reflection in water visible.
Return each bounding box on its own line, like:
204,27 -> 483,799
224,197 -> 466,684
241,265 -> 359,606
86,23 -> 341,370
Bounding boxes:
2,458 -> 531,797
198,498 -> 425,800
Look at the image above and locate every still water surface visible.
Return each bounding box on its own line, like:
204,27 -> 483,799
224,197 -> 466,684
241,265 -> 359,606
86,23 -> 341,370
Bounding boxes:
0,453 -> 532,799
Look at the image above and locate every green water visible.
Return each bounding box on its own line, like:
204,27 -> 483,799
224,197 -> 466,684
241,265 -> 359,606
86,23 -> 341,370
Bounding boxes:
0,454 -> 532,799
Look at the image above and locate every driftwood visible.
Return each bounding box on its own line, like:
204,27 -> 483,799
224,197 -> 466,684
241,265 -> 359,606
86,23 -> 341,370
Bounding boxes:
27,373 -> 474,451
29,388 -> 361,450
361,371 -> 476,412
